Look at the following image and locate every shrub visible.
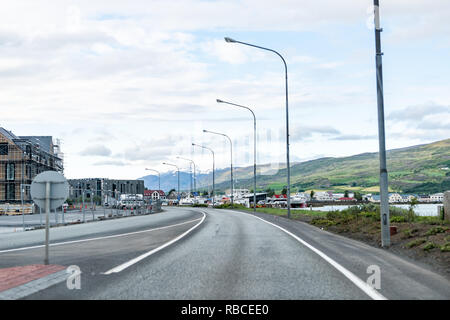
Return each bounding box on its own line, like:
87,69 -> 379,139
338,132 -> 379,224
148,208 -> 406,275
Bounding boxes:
215,203 -> 247,209
440,243 -> 450,252
310,218 -> 337,227
192,203 -> 208,207
425,226 -> 449,236
390,216 -> 407,223
406,238 -> 426,248
402,228 -> 418,239
423,242 -> 438,252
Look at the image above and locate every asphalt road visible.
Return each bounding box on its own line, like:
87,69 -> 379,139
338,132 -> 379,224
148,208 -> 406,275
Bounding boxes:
1,207 -> 449,299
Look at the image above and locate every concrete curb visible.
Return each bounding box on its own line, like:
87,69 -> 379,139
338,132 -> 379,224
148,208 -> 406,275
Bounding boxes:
0,269 -> 67,300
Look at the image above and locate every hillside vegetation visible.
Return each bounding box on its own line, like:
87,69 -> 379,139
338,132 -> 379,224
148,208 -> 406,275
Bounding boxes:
206,138 -> 450,194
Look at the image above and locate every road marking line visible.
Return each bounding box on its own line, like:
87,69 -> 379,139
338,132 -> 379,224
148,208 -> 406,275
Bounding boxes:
229,209 -> 387,300
103,211 -> 206,274
0,218 -> 203,254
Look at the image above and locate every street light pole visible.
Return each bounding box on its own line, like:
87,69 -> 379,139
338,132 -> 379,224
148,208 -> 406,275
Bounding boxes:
217,99 -> 257,213
203,129 -> 233,205
162,162 -> 180,202
373,0 -> 390,247
176,156 -> 197,196
224,37 -> 291,218
145,168 -> 160,190
192,143 -> 215,200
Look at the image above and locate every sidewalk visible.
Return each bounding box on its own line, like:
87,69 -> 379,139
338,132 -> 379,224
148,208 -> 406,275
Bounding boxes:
0,264 -> 67,300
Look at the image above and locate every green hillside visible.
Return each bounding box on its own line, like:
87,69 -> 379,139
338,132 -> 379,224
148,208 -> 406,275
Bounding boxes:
198,139 -> 450,194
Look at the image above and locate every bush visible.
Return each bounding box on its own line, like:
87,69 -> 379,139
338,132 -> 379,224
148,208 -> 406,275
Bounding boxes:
402,228 -> 418,239
425,226 -> 449,236
390,216 -> 407,223
215,203 -> 247,209
406,238 -> 426,248
423,242 -> 438,252
440,243 -> 450,252
192,203 -> 208,207
311,218 -> 337,227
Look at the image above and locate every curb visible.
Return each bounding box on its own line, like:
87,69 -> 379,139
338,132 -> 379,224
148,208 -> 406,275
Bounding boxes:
0,268 -> 68,300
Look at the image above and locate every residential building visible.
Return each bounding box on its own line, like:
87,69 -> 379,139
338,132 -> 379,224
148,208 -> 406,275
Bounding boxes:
0,127 -> 63,204
68,178 -> 145,201
314,191 -> 334,201
430,193 -> 444,202
388,193 -> 403,203
144,190 -> 166,201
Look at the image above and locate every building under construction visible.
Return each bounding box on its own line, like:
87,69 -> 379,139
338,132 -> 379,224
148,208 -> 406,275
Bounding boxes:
0,127 -> 64,208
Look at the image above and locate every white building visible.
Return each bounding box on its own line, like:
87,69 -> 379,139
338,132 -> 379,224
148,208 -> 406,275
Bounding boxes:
314,191 -> 334,201
430,193 -> 444,202
388,193 -> 403,203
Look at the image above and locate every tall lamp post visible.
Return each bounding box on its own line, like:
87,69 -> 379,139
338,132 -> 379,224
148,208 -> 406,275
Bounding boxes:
203,129 -> 233,205
192,143 -> 215,199
224,36 -> 291,218
176,156 -> 197,196
162,162 -> 180,202
145,168 -> 160,190
373,0 -> 390,247
217,99 -> 257,213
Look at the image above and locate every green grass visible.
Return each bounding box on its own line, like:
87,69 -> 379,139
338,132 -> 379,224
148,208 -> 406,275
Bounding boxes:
237,207 -> 327,219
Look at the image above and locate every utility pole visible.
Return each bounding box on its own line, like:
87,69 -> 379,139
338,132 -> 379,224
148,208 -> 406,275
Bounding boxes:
374,0 -> 390,247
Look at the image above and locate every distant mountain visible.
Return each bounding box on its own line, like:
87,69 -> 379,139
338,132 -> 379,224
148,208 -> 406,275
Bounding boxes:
140,138 -> 450,194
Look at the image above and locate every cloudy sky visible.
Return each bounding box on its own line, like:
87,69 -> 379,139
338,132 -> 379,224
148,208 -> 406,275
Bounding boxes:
1,0 -> 449,180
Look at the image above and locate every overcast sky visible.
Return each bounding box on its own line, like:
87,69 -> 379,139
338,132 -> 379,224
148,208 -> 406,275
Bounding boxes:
1,0 -> 449,179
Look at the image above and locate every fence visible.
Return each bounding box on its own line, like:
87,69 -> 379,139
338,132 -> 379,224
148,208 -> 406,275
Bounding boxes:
0,187 -> 162,232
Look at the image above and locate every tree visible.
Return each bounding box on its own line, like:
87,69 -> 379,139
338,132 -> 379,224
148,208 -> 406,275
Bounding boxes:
281,187 -> 287,195
265,188 -> 275,197
344,190 -> 349,198
408,197 -> 418,222
310,190 -> 315,199
354,191 -> 362,201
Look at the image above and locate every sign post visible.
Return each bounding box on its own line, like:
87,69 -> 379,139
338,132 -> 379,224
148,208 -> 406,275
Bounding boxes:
30,171 -> 69,265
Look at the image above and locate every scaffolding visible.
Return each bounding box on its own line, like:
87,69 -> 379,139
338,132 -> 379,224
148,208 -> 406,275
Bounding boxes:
0,128 -> 63,208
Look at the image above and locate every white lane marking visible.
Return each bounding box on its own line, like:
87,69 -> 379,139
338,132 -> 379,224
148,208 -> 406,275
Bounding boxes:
103,211 -> 206,274
0,218 -> 203,254
228,209 -> 387,300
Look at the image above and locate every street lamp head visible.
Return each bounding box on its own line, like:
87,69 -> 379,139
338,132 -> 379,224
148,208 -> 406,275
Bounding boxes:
216,99 -> 223,103
202,129 -> 207,133
224,37 -> 236,43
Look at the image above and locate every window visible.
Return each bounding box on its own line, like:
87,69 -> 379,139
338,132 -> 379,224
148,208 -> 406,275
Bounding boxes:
0,143 -> 8,155
26,165 -> 32,179
6,184 -> 15,200
6,163 -> 15,181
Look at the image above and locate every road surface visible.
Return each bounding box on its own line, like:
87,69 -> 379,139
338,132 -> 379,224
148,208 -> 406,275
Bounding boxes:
0,207 -> 448,299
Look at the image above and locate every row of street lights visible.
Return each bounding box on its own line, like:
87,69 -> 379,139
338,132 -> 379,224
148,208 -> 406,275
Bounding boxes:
145,36 -> 290,214
143,1 -> 390,247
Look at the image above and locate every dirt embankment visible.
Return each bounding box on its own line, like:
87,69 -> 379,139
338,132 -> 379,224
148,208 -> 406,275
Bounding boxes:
305,215 -> 450,277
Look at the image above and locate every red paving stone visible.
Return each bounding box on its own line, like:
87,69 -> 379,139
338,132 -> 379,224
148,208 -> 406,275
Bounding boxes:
0,264 -> 66,292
